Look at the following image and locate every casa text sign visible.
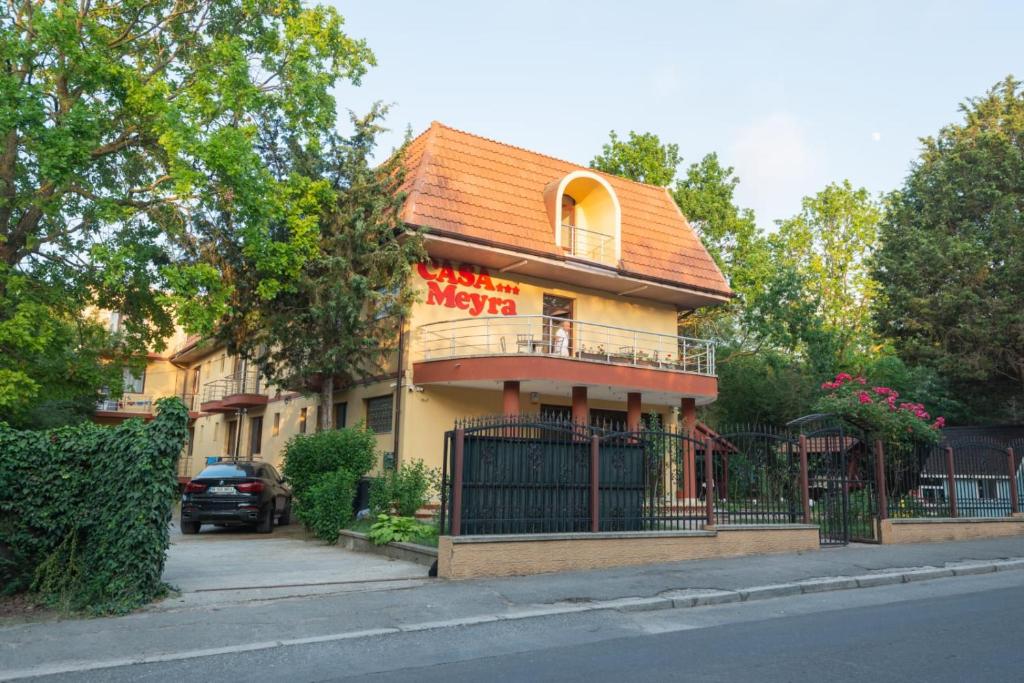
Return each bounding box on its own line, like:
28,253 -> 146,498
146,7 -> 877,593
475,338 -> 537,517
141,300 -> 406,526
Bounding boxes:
416,261 -> 519,316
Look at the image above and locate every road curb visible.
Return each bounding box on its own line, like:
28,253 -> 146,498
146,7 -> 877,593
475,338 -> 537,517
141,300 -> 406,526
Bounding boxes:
3,557 -> 1023,681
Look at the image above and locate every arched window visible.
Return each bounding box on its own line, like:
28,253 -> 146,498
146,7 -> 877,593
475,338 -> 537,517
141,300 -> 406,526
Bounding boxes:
549,171 -> 621,265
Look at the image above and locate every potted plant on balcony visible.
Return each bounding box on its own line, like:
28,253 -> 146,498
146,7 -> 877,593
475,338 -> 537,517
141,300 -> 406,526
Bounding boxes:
579,344 -> 608,362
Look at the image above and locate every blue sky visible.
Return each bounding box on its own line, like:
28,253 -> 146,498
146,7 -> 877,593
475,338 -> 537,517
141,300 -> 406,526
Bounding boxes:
330,1 -> 1022,227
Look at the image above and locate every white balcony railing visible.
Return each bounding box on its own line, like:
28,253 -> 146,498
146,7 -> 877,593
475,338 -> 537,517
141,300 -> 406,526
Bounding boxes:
562,223 -> 614,264
416,315 -> 716,377
95,396 -> 154,414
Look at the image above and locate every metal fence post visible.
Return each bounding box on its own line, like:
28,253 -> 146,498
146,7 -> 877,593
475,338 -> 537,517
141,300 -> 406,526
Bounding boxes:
590,435 -> 600,532
945,446 -> 958,518
875,440 -> 888,521
799,435 -> 810,524
704,437 -> 715,527
1009,447 -> 1019,515
451,428 -> 465,535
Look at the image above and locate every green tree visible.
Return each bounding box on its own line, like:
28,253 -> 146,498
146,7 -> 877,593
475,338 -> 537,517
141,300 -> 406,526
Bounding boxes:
774,180 -> 882,366
1,0 -> 373,414
874,76 -> 1024,422
673,153 -> 759,275
590,130 -> 680,186
200,110 -> 424,427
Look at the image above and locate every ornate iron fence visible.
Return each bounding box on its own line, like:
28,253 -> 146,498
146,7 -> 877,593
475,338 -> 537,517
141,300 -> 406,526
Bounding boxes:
439,416 -> 814,537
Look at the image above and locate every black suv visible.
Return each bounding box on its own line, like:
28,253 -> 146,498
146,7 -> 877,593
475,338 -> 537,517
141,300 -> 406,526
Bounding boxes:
180,461 -> 292,534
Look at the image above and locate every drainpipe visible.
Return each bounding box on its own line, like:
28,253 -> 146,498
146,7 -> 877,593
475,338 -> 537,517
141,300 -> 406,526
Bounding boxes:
392,315 -> 407,468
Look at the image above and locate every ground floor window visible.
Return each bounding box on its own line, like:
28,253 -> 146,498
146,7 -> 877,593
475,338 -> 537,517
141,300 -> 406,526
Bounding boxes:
366,395 -> 393,433
226,420 -> 237,458
334,402 -> 347,429
977,479 -> 998,499
249,416 -> 263,458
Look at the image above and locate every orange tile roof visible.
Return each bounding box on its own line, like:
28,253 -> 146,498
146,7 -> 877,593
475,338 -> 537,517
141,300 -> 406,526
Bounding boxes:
400,122 -> 731,298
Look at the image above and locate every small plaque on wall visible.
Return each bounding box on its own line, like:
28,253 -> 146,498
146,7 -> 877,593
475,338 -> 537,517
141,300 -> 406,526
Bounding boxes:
382,451 -> 396,470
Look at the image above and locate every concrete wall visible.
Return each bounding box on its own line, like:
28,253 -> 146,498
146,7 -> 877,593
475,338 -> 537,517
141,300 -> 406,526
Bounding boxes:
436,525 -> 820,579
879,517 -> 1024,544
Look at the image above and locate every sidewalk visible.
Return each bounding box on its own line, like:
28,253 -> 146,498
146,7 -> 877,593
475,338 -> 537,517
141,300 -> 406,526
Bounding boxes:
3,537 -> 1024,680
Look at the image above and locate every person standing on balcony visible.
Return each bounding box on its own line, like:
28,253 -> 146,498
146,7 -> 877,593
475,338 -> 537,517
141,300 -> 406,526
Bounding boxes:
553,319 -> 571,356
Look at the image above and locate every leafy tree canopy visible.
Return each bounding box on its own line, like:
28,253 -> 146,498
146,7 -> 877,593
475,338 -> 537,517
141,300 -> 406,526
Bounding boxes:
590,130 -> 680,186
774,180 -> 882,366
1,0 -> 373,417
193,108 -> 424,427
874,76 -> 1024,422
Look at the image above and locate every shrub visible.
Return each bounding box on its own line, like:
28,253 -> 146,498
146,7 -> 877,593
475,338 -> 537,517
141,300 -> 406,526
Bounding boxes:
283,424 -> 377,500
0,398 -> 188,614
814,373 -> 944,444
367,514 -> 430,545
369,459 -> 439,516
298,468 -> 359,542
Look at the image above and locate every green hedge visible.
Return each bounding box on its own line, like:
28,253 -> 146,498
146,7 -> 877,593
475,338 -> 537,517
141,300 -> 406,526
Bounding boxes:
283,425 -> 377,501
0,397 -> 188,614
283,424 -> 377,542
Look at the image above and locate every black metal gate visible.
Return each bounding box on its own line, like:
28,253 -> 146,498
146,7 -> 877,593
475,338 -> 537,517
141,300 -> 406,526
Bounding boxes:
793,417 -> 848,545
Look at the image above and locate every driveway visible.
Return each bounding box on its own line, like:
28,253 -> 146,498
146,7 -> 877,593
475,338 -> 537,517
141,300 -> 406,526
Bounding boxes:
159,520 -> 431,610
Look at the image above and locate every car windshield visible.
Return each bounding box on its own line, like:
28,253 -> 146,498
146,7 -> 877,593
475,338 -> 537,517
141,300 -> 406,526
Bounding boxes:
196,464 -> 254,479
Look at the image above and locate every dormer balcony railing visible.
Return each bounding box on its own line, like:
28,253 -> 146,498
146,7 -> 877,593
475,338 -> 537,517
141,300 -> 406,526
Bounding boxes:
561,223 -> 614,265
416,315 -> 715,377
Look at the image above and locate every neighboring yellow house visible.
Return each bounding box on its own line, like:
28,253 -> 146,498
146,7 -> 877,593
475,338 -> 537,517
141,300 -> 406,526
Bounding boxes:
102,123 -> 731,490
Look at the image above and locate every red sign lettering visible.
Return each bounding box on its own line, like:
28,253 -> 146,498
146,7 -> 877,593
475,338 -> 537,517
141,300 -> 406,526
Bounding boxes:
417,260 -> 518,316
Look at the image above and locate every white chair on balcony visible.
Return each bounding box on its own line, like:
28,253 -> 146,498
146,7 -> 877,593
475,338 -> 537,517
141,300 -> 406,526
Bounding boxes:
516,334 -> 535,353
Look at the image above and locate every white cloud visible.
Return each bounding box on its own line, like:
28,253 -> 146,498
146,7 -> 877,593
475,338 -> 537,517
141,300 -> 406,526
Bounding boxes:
728,113 -> 823,228
871,131 -> 882,142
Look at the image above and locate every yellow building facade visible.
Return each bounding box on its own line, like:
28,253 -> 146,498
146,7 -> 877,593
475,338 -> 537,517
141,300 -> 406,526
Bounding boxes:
101,123 -> 732,490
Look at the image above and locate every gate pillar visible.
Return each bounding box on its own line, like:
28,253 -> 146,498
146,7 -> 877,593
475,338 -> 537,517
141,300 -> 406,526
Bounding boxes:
680,398 -> 697,502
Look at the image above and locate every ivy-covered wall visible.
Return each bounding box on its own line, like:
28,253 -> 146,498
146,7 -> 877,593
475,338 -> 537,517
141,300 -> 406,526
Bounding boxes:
0,397 -> 188,614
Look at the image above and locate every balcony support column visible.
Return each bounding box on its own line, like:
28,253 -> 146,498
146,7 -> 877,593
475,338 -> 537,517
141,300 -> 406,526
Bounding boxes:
572,386 -> 589,428
627,392 -> 642,432
680,397 -> 698,503
502,381 -> 521,417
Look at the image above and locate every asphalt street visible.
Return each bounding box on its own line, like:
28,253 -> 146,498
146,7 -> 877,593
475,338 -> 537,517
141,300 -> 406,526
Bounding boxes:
39,568 -> 1024,682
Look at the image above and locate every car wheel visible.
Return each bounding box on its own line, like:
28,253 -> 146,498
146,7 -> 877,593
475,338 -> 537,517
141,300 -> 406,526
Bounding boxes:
256,504 -> 274,534
181,520 -> 201,535
279,499 -> 292,526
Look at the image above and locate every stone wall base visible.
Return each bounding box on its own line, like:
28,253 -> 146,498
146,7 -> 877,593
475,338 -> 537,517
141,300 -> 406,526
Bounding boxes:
879,517 -> 1024,544
437,525 -> 820,579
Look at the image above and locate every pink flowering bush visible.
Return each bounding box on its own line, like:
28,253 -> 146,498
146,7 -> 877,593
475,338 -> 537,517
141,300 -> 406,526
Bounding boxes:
814,373 -> 944,444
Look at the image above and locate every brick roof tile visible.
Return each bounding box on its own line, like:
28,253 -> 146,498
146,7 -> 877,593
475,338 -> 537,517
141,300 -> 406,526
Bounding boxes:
401,122 -> 731,297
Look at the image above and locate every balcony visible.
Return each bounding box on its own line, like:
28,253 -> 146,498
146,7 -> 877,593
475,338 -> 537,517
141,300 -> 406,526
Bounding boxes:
561,223 -> 614,265
94,395 -> 154,423
414,315 -> 716,402
200,366 -> 268,413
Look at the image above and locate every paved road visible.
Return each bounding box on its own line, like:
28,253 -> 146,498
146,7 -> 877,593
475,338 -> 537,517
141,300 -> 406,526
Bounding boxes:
39,569 -> 1024,682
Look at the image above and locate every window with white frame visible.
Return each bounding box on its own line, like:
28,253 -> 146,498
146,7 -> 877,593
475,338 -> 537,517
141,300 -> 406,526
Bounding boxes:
123,367 -> 145,394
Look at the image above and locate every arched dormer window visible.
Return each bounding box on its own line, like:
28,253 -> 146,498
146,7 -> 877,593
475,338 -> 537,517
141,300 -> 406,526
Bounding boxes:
547,171 -> 621,266
561,194 -> 576,229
